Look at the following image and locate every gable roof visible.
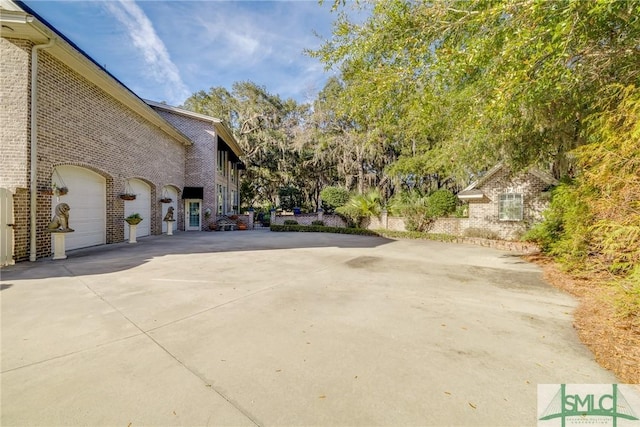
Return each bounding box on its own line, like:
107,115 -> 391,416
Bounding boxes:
458,163 -> 558,200
1,0 -> 192,146
462,163 -> 558,192
145,100 -> 244,160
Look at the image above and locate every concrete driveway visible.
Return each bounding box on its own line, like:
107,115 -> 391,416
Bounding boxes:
0,230 -> 618,426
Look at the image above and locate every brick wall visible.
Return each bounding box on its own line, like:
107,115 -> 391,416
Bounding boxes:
360,169 -> 551,241
1,38 -> 32,262
5,44 -> 189,260
153,110 -> 216,231
272,213 -> 347,228
0,38 -> 31,191
154,109 -> 241,231
466,168 -> 551,240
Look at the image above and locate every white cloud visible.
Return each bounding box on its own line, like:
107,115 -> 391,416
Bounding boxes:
103,0 -> 190,104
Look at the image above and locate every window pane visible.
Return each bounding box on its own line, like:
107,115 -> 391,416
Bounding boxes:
499,194 -> 523,221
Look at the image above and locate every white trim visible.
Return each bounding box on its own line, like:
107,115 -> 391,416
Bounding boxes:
185,199 -> 202,231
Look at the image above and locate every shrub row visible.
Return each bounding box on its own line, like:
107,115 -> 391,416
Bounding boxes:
269,224 -> 458,241
270,224 -> 380,236
372,229 -> 458,242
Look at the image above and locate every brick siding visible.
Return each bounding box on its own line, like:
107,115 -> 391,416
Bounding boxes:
153,110 -> 218,231
466,167 -> 551,240
0,38 -> 32,191
2,38 -> 188,260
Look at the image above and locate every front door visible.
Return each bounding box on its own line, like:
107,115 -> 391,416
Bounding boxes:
185,199 -> 201,231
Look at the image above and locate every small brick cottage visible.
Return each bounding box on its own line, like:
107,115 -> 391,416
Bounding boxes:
0,0 -> 243,263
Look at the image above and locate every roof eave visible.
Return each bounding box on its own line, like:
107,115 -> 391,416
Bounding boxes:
3,0 -> 192,147
145,100 -> 244,159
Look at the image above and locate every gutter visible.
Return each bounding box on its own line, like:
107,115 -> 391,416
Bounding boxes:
29,34 -> 55,262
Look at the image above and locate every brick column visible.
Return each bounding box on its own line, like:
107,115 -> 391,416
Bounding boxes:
247,209 -> 254,229
381,209 -> 388,229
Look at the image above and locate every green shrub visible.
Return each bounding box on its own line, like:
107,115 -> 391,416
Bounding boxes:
278,185 -> 303,212
454,204 -> 469,218
426,189 -> 457,217
270,224 -> 380,236
336,189 -> 383,226
311,220 -> 325,226
388,190 -> 432,232
283,219 -> 299,225
522,182 -> 591,262
320,186 -> 350,213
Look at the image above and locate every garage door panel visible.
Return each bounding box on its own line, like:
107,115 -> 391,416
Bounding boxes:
124,179 -> 151,239
51,166 -> 106,251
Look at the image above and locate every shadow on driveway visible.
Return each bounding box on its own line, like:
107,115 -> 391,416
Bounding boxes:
1,229 -> 393,280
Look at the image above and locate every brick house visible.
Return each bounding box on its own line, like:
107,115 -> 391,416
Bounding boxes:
0,0 -> 243,264
456,163 -> 558,240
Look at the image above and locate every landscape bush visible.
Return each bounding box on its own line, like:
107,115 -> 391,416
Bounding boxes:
270,224 -> 379,236
320,186 -> 350,214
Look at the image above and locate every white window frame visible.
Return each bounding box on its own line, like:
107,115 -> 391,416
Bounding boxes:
499,193 -> 523,221
217,184 -> 223,215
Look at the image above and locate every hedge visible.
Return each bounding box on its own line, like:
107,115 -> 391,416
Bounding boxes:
270,224 -> 380,236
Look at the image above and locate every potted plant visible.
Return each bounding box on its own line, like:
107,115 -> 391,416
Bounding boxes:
42,183 -> 69,196
125,213 -> 143,225
120,181 -> 136,200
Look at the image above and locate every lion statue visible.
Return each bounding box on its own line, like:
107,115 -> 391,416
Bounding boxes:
163,206 -> 175,221
48,203 -> 74,232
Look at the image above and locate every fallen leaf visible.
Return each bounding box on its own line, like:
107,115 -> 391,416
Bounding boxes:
441,324 -> 446,327
444,391 -> 452,395
172,411 -> 176,416
469,402 -> 477,409
276,369 -> 282,372
319,395 -> 326,399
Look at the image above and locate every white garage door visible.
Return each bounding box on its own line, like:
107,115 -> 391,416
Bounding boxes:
124,179 -> 151,240
161,186 -> 178,233
51,165 -> 106,251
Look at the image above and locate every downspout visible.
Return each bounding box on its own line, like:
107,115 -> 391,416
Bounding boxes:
29,36 -> 55,261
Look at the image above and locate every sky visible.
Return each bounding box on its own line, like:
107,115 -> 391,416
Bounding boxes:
24,0 -> 346,106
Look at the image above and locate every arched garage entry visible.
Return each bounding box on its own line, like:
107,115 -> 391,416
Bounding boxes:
161,185 -> 178,233
124,178 -> 151,240
51,165 -> 106,251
